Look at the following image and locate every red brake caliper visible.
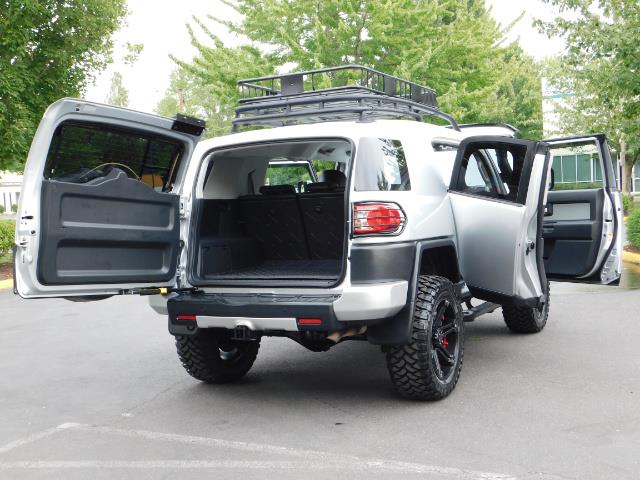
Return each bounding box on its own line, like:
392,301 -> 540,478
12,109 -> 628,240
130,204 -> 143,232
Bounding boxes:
440,314 -> 449,348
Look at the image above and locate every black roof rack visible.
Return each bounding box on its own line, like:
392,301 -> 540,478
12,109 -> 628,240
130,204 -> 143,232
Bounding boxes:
233,65 -> 459,132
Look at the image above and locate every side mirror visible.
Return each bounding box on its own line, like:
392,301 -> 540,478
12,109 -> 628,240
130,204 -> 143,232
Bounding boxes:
549,168 -> 555,191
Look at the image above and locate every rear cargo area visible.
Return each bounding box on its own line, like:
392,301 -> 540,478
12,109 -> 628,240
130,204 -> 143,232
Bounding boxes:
190,139 -> 351,286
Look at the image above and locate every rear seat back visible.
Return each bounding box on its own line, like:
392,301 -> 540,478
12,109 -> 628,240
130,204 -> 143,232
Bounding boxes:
298,170 -> 346,259
298,191 -> 344,259
239,185 -> 309,260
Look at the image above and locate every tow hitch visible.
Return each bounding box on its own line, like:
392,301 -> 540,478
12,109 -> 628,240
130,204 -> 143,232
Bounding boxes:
231,326 -> 259,341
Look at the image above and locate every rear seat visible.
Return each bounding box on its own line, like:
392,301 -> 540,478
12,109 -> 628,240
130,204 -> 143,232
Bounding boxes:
298,170 -> 346,259
239,185 -> 309,260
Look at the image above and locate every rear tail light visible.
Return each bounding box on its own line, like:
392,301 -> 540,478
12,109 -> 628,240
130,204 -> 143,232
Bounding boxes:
176,314 -> 197,321
297,318 -> 323,326
352,202 -> 406,236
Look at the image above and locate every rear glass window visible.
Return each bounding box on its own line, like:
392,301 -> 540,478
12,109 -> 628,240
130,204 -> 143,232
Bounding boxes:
355,138 -> 410,191
265,162 -> 313,192
44,123 -> 184,192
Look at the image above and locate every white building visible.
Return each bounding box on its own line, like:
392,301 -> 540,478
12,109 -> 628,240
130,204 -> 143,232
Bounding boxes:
542,79 -> 639,195
0,171 -> 22,213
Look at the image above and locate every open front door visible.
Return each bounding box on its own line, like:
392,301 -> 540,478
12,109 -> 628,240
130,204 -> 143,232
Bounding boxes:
543,134 -> 622,284
449,136 -> 550,306
15,99 -> 203,299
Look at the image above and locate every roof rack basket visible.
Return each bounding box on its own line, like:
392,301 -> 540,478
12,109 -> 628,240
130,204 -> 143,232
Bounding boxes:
233,65 -> 459,131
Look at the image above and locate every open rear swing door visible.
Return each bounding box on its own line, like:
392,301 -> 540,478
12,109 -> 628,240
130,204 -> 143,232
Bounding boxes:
449,136 -> 552,307
14,99 -> 204,299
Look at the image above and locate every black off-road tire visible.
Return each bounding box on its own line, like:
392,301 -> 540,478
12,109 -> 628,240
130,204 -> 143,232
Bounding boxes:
386,275 -> 464,401
175,329 -> 260,383
502,282 -> 551,333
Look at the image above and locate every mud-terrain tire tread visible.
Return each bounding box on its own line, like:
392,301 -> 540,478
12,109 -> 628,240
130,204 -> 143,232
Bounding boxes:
175,330 -> 260,384
502,282 -> 551,334
386,275 -> 464,401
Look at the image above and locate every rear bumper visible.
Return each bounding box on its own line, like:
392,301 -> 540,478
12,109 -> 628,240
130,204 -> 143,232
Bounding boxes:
166,280 -> 408,335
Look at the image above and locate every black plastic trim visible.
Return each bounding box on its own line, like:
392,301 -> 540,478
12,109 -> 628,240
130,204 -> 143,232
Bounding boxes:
37,170 -> 180,285
366,237 -> 459,346
350,241 -> 415,284
467,286 -> 541,308
167,292 -> 382,336
172,114 -> 205,136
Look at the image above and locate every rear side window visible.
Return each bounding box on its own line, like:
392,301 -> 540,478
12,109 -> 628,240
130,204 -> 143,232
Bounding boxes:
44,123 -> 184,192
355,138 -> 410,191
451,142 -> 529,204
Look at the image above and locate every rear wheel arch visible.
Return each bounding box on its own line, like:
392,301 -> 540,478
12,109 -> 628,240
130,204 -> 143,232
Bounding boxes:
418,243 -> 462,283
367,239 -> 461,347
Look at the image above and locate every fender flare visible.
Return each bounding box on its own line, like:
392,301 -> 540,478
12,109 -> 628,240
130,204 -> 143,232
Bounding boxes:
367,237 -> 461,346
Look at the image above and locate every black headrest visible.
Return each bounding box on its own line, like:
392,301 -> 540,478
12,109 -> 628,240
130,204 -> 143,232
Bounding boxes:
305,182 -> 333,193
259,184 -> 296,195
319,169 -> 346,188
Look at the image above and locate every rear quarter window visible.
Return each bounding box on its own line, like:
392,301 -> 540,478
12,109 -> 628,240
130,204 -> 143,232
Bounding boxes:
355,138 -> 410,191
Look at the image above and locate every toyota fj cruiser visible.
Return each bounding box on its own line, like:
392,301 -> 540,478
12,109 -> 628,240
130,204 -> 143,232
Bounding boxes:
14,66 -> 623,400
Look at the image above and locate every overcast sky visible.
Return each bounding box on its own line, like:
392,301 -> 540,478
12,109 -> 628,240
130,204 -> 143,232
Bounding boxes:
84,0 -> 565,113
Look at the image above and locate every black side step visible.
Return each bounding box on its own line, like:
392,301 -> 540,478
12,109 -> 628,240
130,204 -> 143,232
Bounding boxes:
463,301 -> 500,322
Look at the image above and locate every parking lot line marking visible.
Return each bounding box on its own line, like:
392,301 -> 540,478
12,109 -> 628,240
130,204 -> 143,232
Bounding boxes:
0,425 -> 64,454
50,423 -> 517,480
0,423 -> 520,479
0,460 -> 518,478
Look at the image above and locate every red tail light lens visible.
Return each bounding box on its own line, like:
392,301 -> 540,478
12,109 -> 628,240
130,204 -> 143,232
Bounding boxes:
352,202 -> 406,236
297,318 -> 323,325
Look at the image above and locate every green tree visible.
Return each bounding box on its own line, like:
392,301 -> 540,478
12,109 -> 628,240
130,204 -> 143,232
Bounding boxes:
158,0 -> 542,138
538,0 -> 640,192
105,43 -> 144,108
0,0 -> 127,171
106,71 -> 129,107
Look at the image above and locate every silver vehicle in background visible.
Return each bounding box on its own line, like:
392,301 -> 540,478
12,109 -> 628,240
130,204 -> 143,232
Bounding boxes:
13,66 -> 623,400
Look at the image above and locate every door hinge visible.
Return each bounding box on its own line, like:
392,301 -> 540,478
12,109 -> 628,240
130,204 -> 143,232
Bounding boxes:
525,241 -> 536,255
179,196 -> 189,218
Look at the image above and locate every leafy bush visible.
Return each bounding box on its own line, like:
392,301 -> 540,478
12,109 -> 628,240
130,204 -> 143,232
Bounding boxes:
0,205 -> 4,214
10,204 -> 18,213
622,193 -> 634,215
0,219 -> 15,257
628,208 -> 640,250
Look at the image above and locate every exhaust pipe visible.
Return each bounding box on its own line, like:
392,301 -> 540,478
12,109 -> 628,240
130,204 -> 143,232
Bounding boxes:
327,326 -> 367,343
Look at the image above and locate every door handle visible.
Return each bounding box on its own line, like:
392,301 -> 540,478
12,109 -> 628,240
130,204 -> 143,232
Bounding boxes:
544,204 -> 554,216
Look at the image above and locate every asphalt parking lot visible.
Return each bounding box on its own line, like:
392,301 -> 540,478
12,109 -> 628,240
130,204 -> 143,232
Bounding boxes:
1,269 -> 639,480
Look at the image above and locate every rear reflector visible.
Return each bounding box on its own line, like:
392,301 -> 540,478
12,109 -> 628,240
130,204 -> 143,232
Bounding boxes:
353,202 -> 406,236
176,314 -> 197,321
297,318 -> 323,325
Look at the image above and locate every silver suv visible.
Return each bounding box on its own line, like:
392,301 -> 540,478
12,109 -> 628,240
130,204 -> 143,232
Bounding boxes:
14,66 -> 623,400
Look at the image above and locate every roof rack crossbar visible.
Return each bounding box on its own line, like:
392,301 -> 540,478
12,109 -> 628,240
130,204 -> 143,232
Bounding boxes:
234,106 -> 424,126
234,64 -> 460,131
232,92 -> 459,131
